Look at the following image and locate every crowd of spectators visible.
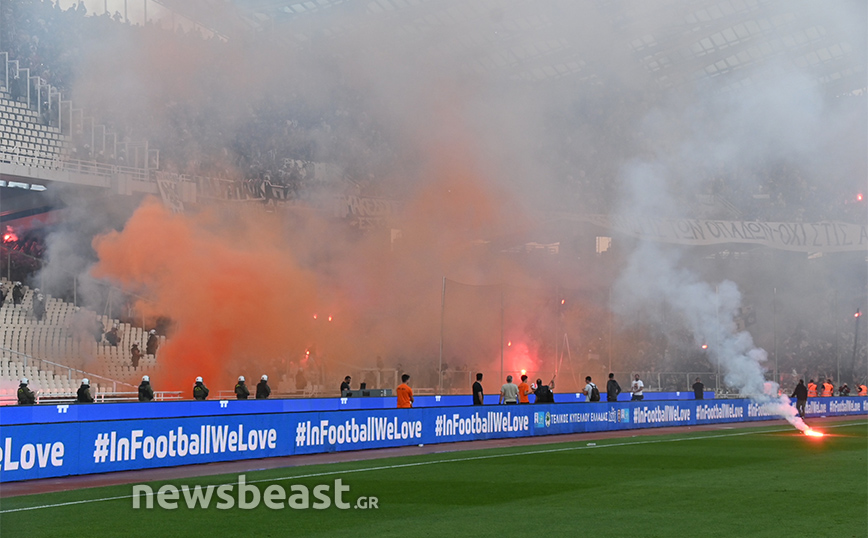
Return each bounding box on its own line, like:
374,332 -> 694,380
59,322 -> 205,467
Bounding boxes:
2,0 -> 400,201
5,1 -> 863,223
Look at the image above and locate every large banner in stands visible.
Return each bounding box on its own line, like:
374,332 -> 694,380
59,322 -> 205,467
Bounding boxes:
1,398 -> 865,482
574,214 -> 868,253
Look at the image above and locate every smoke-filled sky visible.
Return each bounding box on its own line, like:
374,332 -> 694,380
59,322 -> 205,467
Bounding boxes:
20,0 -> 867,391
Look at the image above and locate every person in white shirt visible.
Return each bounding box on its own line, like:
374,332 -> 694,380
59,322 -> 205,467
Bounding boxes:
582,376 -> 599,402
500,375 -> 519,404
631,374 -> 645,401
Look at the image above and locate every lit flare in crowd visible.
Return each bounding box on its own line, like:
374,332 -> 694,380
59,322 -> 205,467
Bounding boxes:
3,226 -> 18,243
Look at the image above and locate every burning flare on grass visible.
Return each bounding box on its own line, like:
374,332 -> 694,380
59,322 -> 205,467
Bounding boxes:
803,428 -> 824,438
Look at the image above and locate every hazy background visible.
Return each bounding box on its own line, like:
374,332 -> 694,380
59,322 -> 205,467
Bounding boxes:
7,0 -> 865,392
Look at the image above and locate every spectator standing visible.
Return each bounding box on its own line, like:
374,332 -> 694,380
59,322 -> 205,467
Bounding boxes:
518,375 -> 532,403
533,378 -> 556,403
235,376 -> 250,399
77,378 -> 94,403
838,383 -> 850,396
500,375 -> 519,405
138,375 -> 154,402
340,375 -> 352,394
17,378 -> 36,405
631,374 -> 645,401
583,376 -> 600,402
397,374 -> 414,408
472,373 -> 484,405
692,378 -> 705,400
256,375 -> 271,399
791,379 -> 808,418
606,373 -> 621,402
193,376 -> 209,400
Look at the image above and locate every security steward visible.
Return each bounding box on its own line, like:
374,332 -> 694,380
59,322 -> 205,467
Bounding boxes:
77,378 -> 94,403
193,376 -> 210,400
138,375 -> 155,402
17,378 -> 36,405
807,379 -> 818,398
235,376 -> 250,399
256,375 -> 271,399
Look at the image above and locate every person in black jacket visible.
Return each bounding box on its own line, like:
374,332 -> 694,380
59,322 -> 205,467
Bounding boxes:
256,375 -> 271,399
104,324 -> 120,346
138,375 -> 155,402
692,378 -> 705,400
533,378 -> 556,403
193,376 -> 209,400
606,373 -> 622,402
472,373 -> 484,405
235,376 -> 250,399
77,378 -> 94,403
17,378 -> 36,405
791,379 -> 808,418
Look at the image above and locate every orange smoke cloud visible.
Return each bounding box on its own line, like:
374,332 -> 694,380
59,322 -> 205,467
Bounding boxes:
89,139 -> 554,394
92,200 -> 319,391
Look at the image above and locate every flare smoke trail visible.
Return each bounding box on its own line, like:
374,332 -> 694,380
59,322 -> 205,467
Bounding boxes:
608,71 -> 848,431
615,239 -> 809,431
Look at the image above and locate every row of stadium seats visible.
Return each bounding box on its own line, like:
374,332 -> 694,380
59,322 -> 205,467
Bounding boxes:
0,92 -> 66,162
0,357 -> 104,398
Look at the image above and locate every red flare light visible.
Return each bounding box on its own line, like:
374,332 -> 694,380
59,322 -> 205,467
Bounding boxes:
520,369 -> 527,375
312,314 -> 318,320
2,226 -> 17,243
701,343 -> 708,350
507,341 -> 512,347
855,310 -> 861,318
327,315 -> 332,322
857,193 -> 864,202
803,428 -> 824,438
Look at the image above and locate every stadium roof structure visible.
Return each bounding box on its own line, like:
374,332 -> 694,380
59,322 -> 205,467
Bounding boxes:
153,0 -> 866,94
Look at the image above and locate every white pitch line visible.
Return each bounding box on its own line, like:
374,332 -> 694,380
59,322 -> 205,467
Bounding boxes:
1,420 -> 863,514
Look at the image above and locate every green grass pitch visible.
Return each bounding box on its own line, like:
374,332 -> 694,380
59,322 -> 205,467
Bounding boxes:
1,421 -> 866,538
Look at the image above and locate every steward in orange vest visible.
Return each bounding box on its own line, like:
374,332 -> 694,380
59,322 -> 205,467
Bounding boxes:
821,380 -> 834,397
807,380 -> 818,398
858,384 -> 868,397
